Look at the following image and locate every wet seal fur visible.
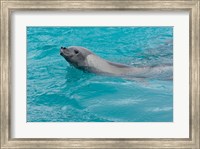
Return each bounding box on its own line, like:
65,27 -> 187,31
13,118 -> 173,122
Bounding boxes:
60,46 -> 172,80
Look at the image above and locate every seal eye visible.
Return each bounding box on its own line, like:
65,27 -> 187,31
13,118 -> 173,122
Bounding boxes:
74,49 -> 79,54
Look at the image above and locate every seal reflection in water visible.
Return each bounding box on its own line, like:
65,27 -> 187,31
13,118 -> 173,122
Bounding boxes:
60,46 -> 173,80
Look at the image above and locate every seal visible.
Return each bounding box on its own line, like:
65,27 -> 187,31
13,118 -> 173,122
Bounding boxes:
60,46 -> 172,80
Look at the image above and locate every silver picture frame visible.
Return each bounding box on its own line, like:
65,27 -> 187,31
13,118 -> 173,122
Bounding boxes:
1,0 -> 199,148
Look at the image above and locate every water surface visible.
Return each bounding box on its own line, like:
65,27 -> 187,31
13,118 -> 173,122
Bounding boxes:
27,27 -> 173,122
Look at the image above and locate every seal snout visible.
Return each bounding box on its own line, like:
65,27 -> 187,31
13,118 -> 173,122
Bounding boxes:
61,47 -> 67,49
60,47 -> 69,56
60,47 -> 67,51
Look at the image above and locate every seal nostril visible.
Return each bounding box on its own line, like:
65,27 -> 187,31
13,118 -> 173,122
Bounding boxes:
61,47 -> 63,49
63,47 -> 66,49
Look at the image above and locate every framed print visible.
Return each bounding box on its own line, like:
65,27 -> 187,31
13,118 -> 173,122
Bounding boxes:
1,0 -> 199,148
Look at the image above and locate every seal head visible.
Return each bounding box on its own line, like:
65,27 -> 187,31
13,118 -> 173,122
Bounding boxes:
60,46 -> 92,69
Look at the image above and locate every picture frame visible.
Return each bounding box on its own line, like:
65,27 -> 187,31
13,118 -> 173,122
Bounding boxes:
0,0 -> 199,148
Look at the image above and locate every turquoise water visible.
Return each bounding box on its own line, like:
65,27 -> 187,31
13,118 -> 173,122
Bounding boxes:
27,27 -> 173,122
